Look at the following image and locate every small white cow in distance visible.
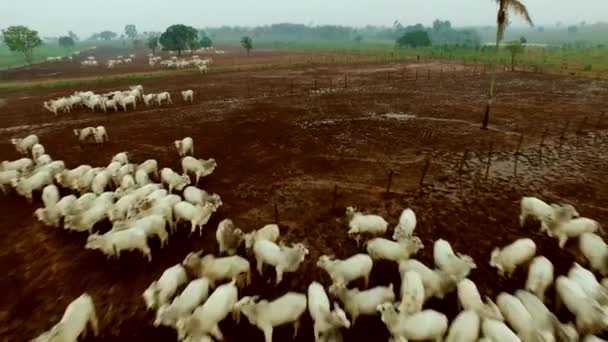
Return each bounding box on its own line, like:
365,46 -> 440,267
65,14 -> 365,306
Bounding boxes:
181,90 -> 194,103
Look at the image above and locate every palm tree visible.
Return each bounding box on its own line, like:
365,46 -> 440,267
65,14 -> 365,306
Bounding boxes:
482,0 -> 533,129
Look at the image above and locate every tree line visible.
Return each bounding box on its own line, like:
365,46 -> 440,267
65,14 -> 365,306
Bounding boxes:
3,13 -> 522,65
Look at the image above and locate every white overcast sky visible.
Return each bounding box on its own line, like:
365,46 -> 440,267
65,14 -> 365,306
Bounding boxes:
1,0 -> 606,37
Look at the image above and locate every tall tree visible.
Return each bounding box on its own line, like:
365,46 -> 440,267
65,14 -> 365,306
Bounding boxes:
99,31 -> 117,41
58,36 -> 75,50
159,24 -> 198,55
198,30 -> 213,48
1,25 -> 43,64
199,35 -> 213,48
125,24 -> 138,40
482,0 -> 533,129
68,30 -> 79,41
240,36 -> 253,56
147,36 -> 159,54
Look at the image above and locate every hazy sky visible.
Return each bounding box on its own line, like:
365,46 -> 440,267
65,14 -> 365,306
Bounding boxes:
2,0 -> 606,37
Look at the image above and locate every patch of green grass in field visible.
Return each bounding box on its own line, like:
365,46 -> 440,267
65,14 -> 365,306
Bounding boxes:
0,70 -> 187,91
0,42 -> 91,69
255,39 -> 395,51
376,45 -> 607,77
0,41 -> 131,69
251,38 -> 607,77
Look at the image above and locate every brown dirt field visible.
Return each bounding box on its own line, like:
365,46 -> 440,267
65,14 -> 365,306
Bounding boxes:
1,47 -> 608,341
0,46 -> 364,82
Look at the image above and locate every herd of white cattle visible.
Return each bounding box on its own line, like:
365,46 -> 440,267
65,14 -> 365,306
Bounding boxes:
42,85 -> 194,115
45,46 -> 219,74
105,54 -> 136,68
148,54 -> 212,74
3,112 -> 608,340
44,47 -> 97,63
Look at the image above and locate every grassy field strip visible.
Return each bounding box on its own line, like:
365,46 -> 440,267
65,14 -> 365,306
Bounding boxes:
0,56 -> 399,91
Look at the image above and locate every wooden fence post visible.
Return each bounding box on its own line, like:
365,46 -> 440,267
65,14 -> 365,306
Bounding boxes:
458,150 -> 469,176
514,134 -> 524,177
274,203 -> 279,224
386,170 -> 394,193
484,143 -> 493,181
539,128 -> 548,165
419,158 -> 431,187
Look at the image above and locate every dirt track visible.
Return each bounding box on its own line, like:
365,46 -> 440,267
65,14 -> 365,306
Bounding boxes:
1,46 -> 608,341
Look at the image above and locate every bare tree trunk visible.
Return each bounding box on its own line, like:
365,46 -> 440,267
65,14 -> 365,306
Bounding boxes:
483,35 -> 501,130
24,50 -> 34,65
482,101 -> 491,129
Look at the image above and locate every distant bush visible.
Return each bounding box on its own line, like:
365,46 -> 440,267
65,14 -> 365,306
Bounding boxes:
199,35 -> 213,48
58,36 -> 75,49
396,30 -> 431,48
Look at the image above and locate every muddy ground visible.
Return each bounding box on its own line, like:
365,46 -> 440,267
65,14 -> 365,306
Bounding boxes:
1,46 -> 608,341
0,46 -> 372,82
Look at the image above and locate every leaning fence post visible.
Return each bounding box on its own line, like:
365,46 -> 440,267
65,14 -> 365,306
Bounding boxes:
386,170 -> 394,193
514,134 -> 524,177
419,158 -> 431,188
274,203 -> 279,224
331,185 -> 338,212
